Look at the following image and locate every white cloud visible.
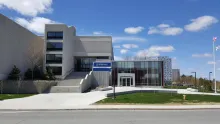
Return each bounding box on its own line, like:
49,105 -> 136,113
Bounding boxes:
114,45 -> 121,49
93,31 -> 105,35
112,36 -> 147,42
148,23 -> 183,36
114,56 -> 123,61
157,24 -> 170,28
0,0 -> 53,17
218,68 -> 220,71
120,49 -> 129,54
15,17 -> 58,34
208,61 -> 216,65
122,44 -> 139,49
192,53 -> 212,58
184,16 -> 218,32
136,45 -> 175,57
124,26 -> 144,34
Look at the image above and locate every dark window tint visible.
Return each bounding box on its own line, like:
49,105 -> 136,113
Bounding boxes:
47,42 -> 63,51
47,32 -> 63,40
47,66 -> 62,75
46,54 -> 62,64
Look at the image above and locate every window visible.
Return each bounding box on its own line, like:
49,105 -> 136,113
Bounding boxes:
47,66 -> 62,75
97,56 -> 109,59
46,54 -> 62,64
47,32 -> 63,40
47,42 -> 63,51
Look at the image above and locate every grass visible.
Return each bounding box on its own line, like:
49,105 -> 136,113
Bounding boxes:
97,93 -> 220,104
0,94 -> 34,100
164,86 -> 189,89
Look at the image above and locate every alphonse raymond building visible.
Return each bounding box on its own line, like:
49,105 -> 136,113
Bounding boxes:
0,13 -> 172,88
93,57 -> 172,87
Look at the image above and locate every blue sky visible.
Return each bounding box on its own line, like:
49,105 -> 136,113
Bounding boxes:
1,0 -> 220,79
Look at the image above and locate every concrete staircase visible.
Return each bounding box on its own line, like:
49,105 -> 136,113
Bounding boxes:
50,72 -> 88,93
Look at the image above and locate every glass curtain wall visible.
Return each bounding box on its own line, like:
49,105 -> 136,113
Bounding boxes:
112,61 -> 163,86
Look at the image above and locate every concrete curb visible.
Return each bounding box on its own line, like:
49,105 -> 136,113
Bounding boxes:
1,107 -> 220,111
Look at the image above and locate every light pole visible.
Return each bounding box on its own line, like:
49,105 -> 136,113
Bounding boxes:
191,72 -> 196,88
213,37 -> 217,93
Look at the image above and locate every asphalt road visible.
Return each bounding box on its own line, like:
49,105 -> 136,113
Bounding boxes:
0,110 -> 220,124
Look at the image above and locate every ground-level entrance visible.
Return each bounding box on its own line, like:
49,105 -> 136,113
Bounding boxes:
117,73 -> 135,87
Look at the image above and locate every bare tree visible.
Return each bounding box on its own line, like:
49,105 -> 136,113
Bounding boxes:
16,74 -> 23,94
25,42 -> 44,80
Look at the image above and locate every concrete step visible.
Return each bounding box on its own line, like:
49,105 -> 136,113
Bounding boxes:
58,79 -> 82,86
50,86 -> 81,93
65,72 -> 88,79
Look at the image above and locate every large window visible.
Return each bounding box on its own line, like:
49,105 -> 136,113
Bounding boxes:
112,61 -> 163,86
47,32 -> 63,40
46,54 -> 62,64
47,42 -> 63,51
47,66 -> 62,75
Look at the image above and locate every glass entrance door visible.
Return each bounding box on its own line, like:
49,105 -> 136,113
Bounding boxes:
120,76 -> 133,87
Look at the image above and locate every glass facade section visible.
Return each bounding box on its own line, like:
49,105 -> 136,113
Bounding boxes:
74,57 -> 109,72
112,61 -> 163,86
46,54 -> 62,64
47,42 -> 63,51
47,32 -> 63,40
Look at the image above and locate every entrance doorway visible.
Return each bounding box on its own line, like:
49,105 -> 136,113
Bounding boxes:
117,73 -> 135,87
120,76 -> 133,86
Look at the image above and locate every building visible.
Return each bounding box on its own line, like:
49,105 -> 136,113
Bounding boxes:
44,24 -> 113,79
111,57 -> 172,87
0,14 -> 44,80
172,69 -> 180,82
0,14 -> 172,89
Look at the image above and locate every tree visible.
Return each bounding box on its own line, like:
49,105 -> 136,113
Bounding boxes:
24,66 -> 43,80
25,41 -> 43,80
181,74 -> 186,83
7,65 -> 21,80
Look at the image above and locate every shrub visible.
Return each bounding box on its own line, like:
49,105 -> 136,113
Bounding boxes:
24,66 -> 43,80
7,65 -> 21,80
45,67 -> 56,80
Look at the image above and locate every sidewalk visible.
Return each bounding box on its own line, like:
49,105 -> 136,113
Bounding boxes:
1,87 -> 220,111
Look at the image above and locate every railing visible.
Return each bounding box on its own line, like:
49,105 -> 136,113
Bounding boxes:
80,71 -> 93,93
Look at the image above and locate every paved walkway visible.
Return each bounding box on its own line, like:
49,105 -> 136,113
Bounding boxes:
0,87 -> 220,110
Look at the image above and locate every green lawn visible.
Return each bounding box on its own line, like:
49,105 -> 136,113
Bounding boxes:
0,94 -> 33,100
97,93 -> 220,104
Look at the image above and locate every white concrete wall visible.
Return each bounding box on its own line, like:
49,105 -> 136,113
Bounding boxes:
44,24 -> 77,79
74,36 -> 112,57
44,24 -> 65,78
62,26 -> 75,78
0,14 -> 44,80
80,71 -> 93,93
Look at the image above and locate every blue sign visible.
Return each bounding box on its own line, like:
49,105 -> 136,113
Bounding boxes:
93,62 -> 111,67
93,62 -> 112,72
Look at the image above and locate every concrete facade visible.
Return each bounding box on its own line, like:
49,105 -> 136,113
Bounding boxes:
172,69 -> 180,82
44,24 -> 113,79
0,14 -> 44,80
